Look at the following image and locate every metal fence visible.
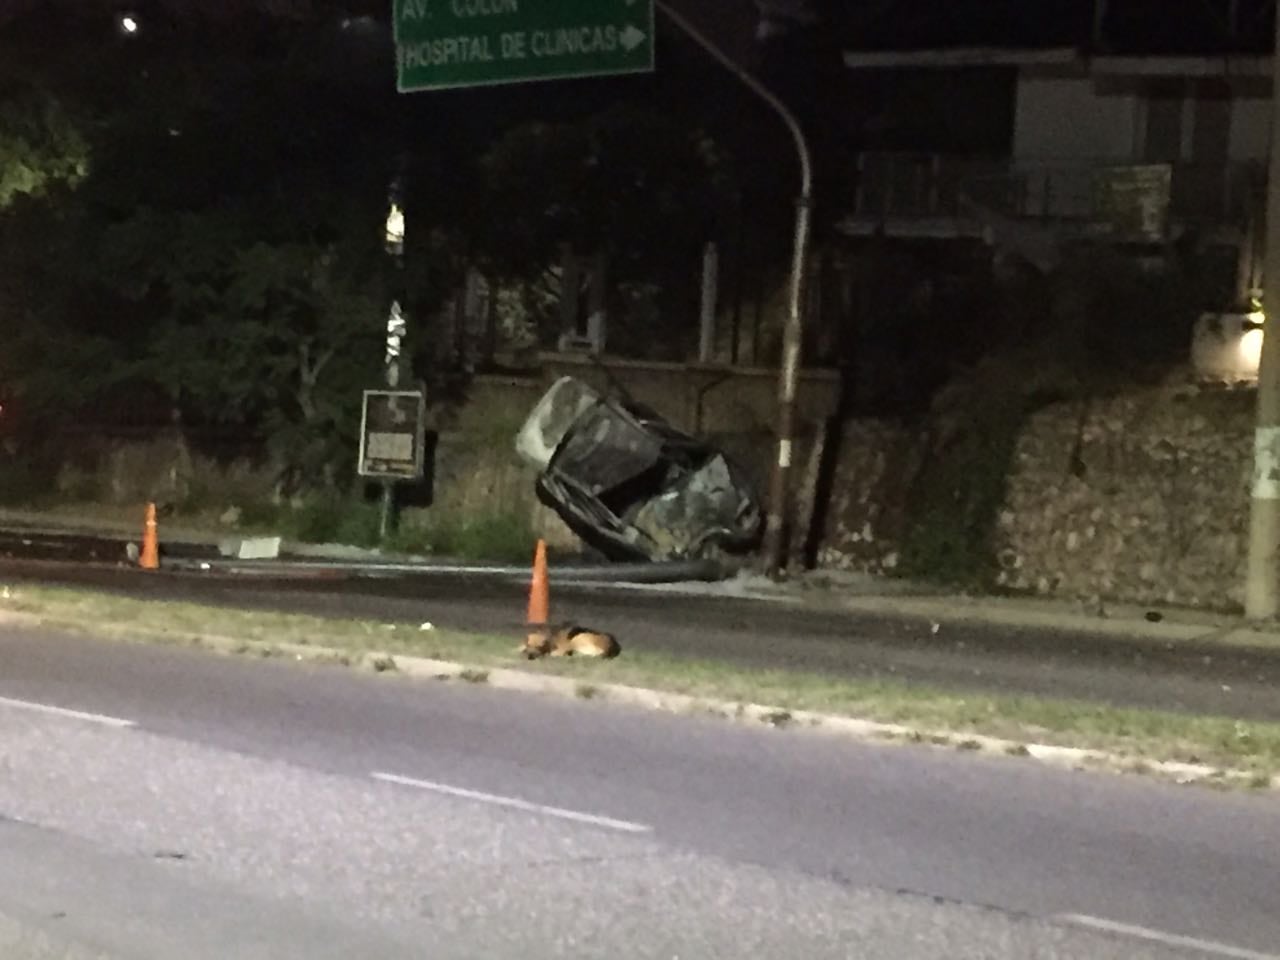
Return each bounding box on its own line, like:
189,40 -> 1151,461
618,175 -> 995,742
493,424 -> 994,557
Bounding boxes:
851,152 -> 1263,231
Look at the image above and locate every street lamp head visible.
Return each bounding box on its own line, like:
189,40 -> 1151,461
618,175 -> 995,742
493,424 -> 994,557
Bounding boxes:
119,14 -> 139,34
384,203 -> 406,251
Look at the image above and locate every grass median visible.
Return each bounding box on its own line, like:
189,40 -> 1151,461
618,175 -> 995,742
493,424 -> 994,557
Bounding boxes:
3,583 -> 1279,784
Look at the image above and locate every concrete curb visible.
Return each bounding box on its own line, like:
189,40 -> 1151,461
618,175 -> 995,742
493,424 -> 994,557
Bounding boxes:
6,508 -> 1280,652
791,593 -> 1277,648
176,630 -> 1279,794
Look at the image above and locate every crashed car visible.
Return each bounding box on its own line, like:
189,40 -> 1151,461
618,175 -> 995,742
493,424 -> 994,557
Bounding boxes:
515,377 -> 762,563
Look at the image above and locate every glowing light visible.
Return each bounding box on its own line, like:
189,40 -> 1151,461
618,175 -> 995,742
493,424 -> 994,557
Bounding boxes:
1241,328 -> 1265,371
1244,308 -> 1266,372
385,204 -> 406,249
120,15 -> 139,33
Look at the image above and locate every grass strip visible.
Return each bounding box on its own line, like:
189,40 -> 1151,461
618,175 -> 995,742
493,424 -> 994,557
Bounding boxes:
4,583 -> 1279,779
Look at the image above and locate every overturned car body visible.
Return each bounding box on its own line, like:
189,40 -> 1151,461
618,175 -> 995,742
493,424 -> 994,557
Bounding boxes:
515,377 -> 762,562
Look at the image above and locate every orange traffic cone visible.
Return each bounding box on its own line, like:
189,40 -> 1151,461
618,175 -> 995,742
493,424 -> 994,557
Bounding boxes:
139,502 -> 160,570
526,538 -> 549,629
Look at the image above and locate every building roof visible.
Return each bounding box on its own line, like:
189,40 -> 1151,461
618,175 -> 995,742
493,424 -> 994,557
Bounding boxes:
843,47 -> 1274,81
842,47 -> 1079,70
837,0 -> 1274,58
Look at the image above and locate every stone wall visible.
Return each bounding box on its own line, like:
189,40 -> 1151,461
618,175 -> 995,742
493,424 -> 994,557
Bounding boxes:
811,380 -> 1256,612
813,420 -> 925,575
996,384 -> 1253,610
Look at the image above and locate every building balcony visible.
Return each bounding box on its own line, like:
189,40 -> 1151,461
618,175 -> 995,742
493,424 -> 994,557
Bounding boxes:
842,151 -> 1263,243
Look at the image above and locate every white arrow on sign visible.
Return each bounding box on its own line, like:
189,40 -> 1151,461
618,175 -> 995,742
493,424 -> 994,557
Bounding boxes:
620,24 -> 647,51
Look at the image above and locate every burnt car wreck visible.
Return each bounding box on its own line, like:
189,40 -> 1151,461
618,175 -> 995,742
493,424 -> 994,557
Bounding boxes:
515,377 -> 763,563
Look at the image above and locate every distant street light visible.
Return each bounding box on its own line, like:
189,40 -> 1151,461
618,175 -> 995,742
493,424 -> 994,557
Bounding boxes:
384,203 -> 406,255
119,14 -> 139,34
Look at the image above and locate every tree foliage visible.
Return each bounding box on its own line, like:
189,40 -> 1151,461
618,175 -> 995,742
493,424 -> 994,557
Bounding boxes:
0,5 -> 763,484
472,105 -> 736,358
0,13 -> 398,489
0,92 -> 87,207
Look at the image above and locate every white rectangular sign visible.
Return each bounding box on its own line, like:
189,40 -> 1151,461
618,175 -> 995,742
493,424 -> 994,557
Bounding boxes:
358,389 -> 428,480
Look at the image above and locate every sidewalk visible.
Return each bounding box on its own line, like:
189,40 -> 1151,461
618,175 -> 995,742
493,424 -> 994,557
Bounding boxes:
603,566 -> 1280,656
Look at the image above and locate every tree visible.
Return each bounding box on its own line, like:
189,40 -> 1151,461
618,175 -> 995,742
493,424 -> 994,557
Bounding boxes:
0,92 -> 86,207
0,9 -> 401,490
96,204 -> 385,490
471,105 -> 736,359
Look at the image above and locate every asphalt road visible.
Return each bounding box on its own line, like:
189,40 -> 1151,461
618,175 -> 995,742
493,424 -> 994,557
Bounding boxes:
2,554 -> 1280,721
0,625 -> 1278,959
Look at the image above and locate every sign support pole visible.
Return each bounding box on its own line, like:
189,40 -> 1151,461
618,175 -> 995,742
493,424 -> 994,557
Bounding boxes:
381,172 -> 409,543
654,1 -> 813,579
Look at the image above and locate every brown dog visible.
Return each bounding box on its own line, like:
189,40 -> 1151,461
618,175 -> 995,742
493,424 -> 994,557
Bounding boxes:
521,624 -> 621,660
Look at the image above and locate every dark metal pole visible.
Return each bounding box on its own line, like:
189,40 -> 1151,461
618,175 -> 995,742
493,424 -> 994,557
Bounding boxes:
1092,0 -> 1109,50
381,169 -> 408,543
653,1 -> 814,578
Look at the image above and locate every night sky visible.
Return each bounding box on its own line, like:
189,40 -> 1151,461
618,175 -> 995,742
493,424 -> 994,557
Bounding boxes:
836,0 -> 1275,54
1,1 -> 1275,53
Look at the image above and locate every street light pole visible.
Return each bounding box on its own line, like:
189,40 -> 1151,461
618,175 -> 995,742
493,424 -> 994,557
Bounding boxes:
1244,0 -> 1280,620
380,173 -> 408,542
653,1 -> 814,578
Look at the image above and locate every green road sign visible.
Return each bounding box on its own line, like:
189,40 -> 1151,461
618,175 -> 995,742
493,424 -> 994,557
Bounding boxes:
394,0 -> 654,92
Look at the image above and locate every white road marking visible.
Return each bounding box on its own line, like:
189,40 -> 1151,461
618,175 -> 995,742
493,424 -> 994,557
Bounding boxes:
1057,914 -> 1280,960
0,695 -> 135,729
371,771 -> 653,834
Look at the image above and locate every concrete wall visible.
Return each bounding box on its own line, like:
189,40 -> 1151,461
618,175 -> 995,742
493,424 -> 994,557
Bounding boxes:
431,362 -> 839,550
39,359 -> 839,555
538,354 -> 840,436
1014,73 -> 1270,165
1014,75 -> 1139,163
1229,96 -> 1272,162
51,428 -> 276,509
422,375 -> 576,549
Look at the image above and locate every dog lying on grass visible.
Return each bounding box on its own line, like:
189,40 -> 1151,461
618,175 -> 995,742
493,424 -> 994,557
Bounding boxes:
522,624 -> 621,660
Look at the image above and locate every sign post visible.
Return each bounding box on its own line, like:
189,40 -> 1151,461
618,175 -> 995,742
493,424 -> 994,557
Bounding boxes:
394,0 -> 654,92
359,389 -> 428,539
359,390 -> 428,480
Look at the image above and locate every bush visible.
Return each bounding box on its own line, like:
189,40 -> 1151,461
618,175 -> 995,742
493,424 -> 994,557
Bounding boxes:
894,248 -> 1205,587
897,396 -> 1028,588
0,455 -> 61,506
228,493 -> 535,559
237,499 -> 286,530
456,511 -> 537,563
1049,249 -> 1203,384
389,509 -> 536,563
280,495 -> 380,547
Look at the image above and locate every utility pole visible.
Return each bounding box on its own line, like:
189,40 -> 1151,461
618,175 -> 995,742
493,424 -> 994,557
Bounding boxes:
654,1 -> 814,578
1092,0 -> 1109,50
380,171 -> 408,542
1244,0 -> 1280,619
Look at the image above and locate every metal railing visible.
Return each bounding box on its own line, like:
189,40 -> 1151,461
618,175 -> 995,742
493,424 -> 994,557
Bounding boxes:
851,152 -> 1263,229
